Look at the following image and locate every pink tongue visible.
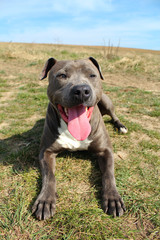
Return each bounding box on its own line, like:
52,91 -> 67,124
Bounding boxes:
68,105 -> 91,141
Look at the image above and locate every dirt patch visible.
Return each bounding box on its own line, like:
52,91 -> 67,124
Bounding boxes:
0,91 -> 15,103
114,150 -> 128,161
131,131 -> 151,142
0,122 -> 9,131
25,113 -> 44,124
130,131 -> 160,154
104,73 -> 160,92
127,114 -> 160,132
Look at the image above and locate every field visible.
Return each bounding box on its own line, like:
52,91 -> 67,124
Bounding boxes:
0,42 -> 160,239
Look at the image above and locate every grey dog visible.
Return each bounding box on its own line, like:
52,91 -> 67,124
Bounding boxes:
32,57 -> 127,220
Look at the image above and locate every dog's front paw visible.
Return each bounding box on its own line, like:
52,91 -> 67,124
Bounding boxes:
32,194 -> 56,220
114,120 -> 128,134
102,191 -> 126,217
119,125 -> 128,134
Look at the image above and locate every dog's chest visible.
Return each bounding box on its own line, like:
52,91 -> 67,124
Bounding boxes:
57,119 -> 92,151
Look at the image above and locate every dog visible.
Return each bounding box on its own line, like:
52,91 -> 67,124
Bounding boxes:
32,57 -> 127,220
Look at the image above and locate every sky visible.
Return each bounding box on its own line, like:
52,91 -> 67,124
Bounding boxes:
0,0 -> 160,50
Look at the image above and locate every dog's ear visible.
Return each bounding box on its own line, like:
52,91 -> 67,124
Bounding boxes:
40,58 -> 57,80
89,57 -> 104,80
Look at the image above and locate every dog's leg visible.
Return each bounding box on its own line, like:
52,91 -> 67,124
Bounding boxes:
98,93 -> 127,133
32,150 -> 56,220
97,148 -> 126,217
89,116 -> 126,217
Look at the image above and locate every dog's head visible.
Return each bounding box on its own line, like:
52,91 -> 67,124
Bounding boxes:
40,57 -> 104,141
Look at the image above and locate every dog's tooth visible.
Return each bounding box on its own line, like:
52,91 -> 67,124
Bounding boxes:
85,107 -> 88,112
64,108 -> 68,116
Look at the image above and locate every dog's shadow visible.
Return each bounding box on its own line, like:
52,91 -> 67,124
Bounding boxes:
1,119 -> 102,208
0,119 -> 44,172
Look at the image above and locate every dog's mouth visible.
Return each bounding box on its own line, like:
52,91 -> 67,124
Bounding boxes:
58,104 -> 94,141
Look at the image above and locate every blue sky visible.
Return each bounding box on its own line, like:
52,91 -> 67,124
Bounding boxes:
0,0 -> 160,50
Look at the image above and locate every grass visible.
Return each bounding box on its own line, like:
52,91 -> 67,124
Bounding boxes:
0,42 -> 160,239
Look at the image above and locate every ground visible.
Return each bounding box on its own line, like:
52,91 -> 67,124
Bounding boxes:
0,42 -> 160,239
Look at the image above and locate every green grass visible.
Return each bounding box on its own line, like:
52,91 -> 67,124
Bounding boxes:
0,42 -> 160,240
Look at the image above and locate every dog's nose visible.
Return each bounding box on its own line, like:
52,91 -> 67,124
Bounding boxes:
72,84 -> 91,102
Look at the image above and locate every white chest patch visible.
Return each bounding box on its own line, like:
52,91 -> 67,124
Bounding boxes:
57,119 -> 92,151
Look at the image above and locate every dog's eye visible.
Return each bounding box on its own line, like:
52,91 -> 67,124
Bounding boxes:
57,74 -> 67,79
90,74 -> 96,78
